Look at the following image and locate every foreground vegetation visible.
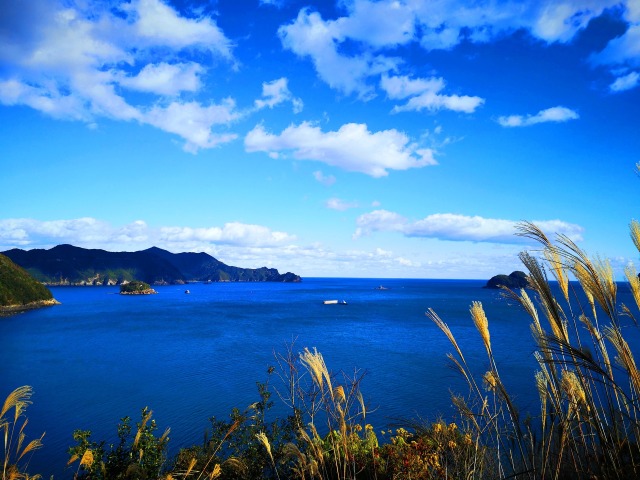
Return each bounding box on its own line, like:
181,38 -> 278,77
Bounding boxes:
4,170 -> 640,479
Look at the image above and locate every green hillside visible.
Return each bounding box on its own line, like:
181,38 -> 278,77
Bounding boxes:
0,253 -> 55,310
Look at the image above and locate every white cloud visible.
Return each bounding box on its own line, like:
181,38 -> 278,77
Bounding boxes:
381,74 -> 484,113
245,122 -> 437,177
0,217 -> 594,279
123,0 -> 233,58
159,223 -> 295,247
144,100 -> 240,153
0,218 -> 295,251
610,71 -> 640,92
0,79 -> 92,121
498,106 -> 579,127
259,0 -> 286,7
313,171 -> 337,186
354,210 -> 584,244
277,0 -> 621,100
0,0 -> 237,152
254,77 -> 303,112
326,198 -> 359,211
119,62 -> 203,96
353,210 -> 406,239
381,75 -> 444,99
412,0 -> 619,49
278,8 -> 400,98
591,24 -> 640,68
334,0 -> 416,48
0,218 -> 124,246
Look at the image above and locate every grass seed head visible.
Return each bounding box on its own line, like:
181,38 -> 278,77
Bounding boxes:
470,301 -> 491,356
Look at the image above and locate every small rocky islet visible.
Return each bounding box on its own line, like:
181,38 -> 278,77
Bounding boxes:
119,280 -> 157,295
484,270 -> 529,289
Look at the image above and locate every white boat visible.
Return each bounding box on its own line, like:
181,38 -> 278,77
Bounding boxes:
323,300 -> 347,305
185,289 -> 190,294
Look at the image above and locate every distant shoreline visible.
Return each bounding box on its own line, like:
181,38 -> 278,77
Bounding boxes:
0,298 -> 60,316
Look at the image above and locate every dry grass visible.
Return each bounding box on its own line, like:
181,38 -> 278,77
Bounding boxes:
429,217 -> 640,479
1,386 -> 44,480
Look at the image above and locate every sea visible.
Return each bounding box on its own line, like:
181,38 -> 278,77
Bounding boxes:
0,278 -> 637,478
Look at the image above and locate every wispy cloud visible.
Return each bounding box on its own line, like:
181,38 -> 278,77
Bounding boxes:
244,121 -> 437,177
354,210 -> 584,244
381,74 -> 484,113
159,223 -> 295,247
498,106 -> 579,127
145,100 -> 240,153
254,77 -> 304,113
313,171 -> 336,186
610,71 -> 640,92
118,62 -> 204,96
591,23 -> 640,68
325,198 -> 359,211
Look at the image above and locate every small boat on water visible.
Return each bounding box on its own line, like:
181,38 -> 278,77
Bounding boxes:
185,290 -> 190,294
375,285 -> 388,290
323,299 -> 347,305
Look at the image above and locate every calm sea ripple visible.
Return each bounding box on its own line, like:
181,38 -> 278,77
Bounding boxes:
0,278 -> 636,478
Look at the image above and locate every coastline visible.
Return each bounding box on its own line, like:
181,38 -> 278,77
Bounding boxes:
0,298 -> 60,316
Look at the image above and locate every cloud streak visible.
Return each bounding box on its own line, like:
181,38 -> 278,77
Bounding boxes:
325,198 -> 359,211
0,218 -> 295,251
381,74 -> 484,113
354,210 -> 584,244
498,106 -> 579,127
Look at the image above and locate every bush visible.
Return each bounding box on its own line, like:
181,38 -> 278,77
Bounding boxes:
68,407 -> 169,480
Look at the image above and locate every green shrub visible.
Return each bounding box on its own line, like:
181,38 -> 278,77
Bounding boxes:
68,407 -> 169,480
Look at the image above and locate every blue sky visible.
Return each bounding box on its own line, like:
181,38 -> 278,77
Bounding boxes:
1,0 -> 639,279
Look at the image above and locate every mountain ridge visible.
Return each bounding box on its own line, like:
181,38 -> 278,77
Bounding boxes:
2,244 -> 301,285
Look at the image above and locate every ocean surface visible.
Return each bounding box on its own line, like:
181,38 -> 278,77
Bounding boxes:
0,278 -> 636,478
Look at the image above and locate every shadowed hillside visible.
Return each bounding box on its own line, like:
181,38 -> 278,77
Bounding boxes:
2,244 -> 301,285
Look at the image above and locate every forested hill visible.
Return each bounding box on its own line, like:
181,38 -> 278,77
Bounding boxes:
0,253 -> 57,312
2,244 -> 302,285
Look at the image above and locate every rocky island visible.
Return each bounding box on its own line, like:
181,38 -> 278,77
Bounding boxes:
2,244 -> 302,286
485,270 -> 529,289
119,280 -> 157,295
0,253 -> 59,315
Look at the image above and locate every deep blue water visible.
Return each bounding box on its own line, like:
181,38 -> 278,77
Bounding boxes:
1,278 -> 635,478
